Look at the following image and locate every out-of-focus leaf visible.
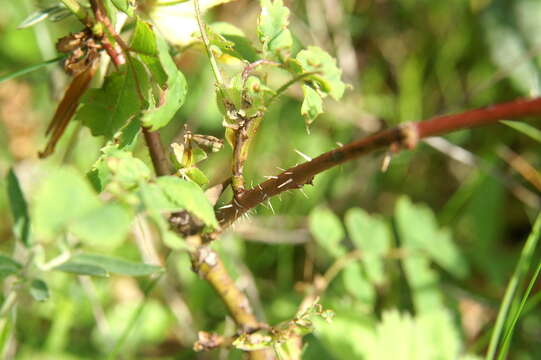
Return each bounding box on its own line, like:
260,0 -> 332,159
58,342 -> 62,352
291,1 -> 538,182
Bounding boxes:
68,254 -> 162,276
296,46 -> 346,100
501,120 -> 541,144
141,35 -> 188,130
76,60 -> 149,139
33,167 -> 101,240
361,309 -> 462,360
309,206 -> 346,258
395,196 -> 468,278
211,22 -> 259,62
257,0 -> 293,60
0,255 -> 22,278
483,14 -> 538,94
17,6 -> 66,29
69,203 -> 132,248
150,0 -> 239,47
345,208 -> 391,285
96,300 -> 171,349
54,262 -> 109,277
29,279 -> 49,302
112,0 -> 134,16
0,56 -> 64,84
342,263 -> 375,306
6,168 -> 31,247
301,84 -> 323,126
89,146 -> 152,192
155,176 -> 219,229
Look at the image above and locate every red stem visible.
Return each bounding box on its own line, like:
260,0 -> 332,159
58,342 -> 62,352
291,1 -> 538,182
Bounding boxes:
215,97 -> 541,230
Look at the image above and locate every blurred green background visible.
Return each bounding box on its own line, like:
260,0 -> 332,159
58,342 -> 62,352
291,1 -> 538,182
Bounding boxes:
1,0 -> 540,359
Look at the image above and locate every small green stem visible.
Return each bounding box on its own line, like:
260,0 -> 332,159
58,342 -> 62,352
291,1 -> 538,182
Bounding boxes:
193,0 -> 224,87
59,0 -> 90,24
268,71 -> 319,105
155,0 -> 190,6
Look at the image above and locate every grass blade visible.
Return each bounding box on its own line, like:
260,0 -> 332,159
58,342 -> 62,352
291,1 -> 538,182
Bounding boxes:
0,56 -> 65,84
485,212 -> 541,360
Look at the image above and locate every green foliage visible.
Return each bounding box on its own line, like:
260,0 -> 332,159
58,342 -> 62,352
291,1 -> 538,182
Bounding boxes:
345,208 -> 391,285
29,279 -> 49,302
0,255 -> 22,278
309,206 -> 346,258
6,168 -> 30,247
1,0 -> 540,359
257,0 -> 293,60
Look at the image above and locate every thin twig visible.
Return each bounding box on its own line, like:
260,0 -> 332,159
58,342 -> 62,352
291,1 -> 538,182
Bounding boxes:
142,127 -> 171,176
193,0 -> 224,86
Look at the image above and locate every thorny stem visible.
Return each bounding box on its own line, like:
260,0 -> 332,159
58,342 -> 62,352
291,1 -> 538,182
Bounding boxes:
232,117 -> 262,196
215,96 -> 541,230
141,125 -> 270,360
193,0 -> 224,86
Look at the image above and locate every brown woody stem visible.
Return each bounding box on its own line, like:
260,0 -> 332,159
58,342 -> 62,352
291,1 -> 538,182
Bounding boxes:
216,97 -> 541,229
142,127 -> 171,177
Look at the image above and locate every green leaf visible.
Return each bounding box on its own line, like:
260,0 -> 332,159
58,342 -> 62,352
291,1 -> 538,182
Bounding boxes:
6,169 -> 31,247
155,176 -> 219,229
345,208 -> 391,285
17,6 -> 67,29
54,261 -> 109,277
29,279 -> 49,302
76,59 -> 149,139
309,206 -> 346,258
258,0 -> 293,60
69,203 -> 132,248
0,255 -> 22,278
111,0 -> 134,16
89,146 -> 152,192
68,254 -> 162,276
211,22 -> 259,62
342,263 -> 375,305
301,84 -> 323,126
33,167 -> 101,240
395,196 -> 468,278
131,19 -> 158,56
296,46 -> 347,100
501,120 -> 541,144
141,35 -> 188,130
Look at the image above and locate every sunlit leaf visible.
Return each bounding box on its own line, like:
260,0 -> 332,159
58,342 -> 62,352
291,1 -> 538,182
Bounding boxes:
342,263 -> 375,305
301,84 -> 323,126
155,176 -> 219,229
258,0 -> 293,60
395,196 -> 468,279
141,35 -> 188,130
150,0 -> 240,47
296,46 -> 347,100
33,167 -> 101,240
309,206 -> 346,258
69,203 -> 132,248
345,208 -> 391,285
76,60 -> 149,139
